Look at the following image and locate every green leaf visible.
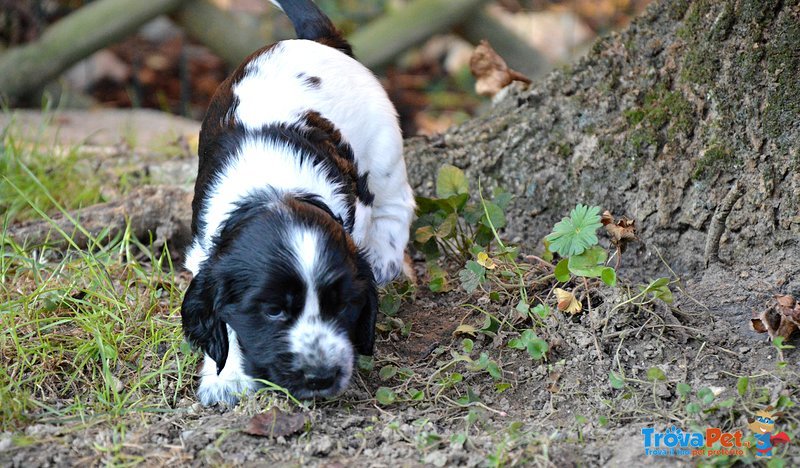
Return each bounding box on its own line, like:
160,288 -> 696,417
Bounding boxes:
439,193 -> 469,213
545,204 -> 603,257
380,294 -> 401,316
414,196 -> 439,214
375,387 -> 396,405
677,383 -> 691,397
480,201 -> 506,229
554,258 -> 571,282
609,372 -> 625,389
461,338 -> 474,354
697,387 -> 715,405
462,203 -> 483,225
486,361 -> 502,380
379,365 -> 398,381
601,267 -> 617,287
435,212 -> 458,238
357,355 -> 374,371
459,265 -> 482,294
515,300 -> 530,319
532,304 -> 550,319
646,367 -> 666,381
686,402 -> 701,414
718,398 -> 736,408
456,387 -> 481,405
598,416 -> 609,427
428,263 -> 448,293
436,165 -> 468,198
526,337 -> 548,360
567,246 -> 608,277
493,190 -> 512,210
737,377 -> 748,396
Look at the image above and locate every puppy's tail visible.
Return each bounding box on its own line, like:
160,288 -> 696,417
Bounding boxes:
268,0 -> 353,57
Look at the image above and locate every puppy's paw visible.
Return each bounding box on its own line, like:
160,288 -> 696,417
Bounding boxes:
197,355 -> 254,406
365,239 -> 409,286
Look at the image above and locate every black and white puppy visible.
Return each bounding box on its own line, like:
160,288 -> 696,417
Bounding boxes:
181,0 -> 415,405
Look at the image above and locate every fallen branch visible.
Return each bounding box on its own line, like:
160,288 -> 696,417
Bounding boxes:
0,0 -> 190,102
176,0 -> 489,70
349,0 -> 489,70
173,0 -> 274,68
6,186 -> 193,253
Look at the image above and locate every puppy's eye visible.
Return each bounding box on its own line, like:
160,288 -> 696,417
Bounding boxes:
261,305 -> 285,319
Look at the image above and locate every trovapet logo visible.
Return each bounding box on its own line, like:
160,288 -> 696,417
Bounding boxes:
748,409 -> 791,458
642,425 -> 748,457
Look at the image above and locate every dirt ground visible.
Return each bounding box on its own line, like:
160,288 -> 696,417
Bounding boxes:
2,255 -> 796,467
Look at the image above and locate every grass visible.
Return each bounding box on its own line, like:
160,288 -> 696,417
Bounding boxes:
0,124 -> 197,441
0,118 -> 105,224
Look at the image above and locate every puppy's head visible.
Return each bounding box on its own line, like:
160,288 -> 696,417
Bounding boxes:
181,194 -> 377,399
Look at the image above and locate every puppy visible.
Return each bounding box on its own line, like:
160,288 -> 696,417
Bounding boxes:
181,0 -> 415,405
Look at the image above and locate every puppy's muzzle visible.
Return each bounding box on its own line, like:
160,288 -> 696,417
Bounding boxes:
304,366 -> 342,391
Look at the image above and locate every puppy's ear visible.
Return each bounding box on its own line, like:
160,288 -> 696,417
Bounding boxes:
353,253 -> 379,355
181,270 -> 229,373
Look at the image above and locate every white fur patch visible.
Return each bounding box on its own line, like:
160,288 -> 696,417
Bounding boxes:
197,328 -> 256,406
231,39 -> 416,284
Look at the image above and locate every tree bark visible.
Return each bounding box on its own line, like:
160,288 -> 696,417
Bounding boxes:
404,0 -> 800,330
0,0 -> 189,101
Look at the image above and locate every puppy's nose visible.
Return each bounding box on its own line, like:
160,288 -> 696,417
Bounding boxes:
304,368 -> 340,390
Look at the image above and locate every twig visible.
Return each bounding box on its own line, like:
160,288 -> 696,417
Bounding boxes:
703,180 -> 745,266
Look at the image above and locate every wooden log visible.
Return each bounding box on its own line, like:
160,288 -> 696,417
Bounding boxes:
6,186 -> 193,253
0,0 -> 190,102
349,0 -> 489,69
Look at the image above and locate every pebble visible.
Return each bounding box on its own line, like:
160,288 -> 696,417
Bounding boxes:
424,451 -> 448,467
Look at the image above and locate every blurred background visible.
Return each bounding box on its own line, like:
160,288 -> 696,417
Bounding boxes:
1,0 -> 652,137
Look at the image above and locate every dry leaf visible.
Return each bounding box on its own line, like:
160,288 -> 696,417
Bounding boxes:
477,252 -> 497,270
453,324 -> 478,336
601,211 -> 637,252
244,408 -> 307,438
469,40 -> 532,97
555,288 -> 582,314
750,295 -> 800,340
547,371 -> 562,393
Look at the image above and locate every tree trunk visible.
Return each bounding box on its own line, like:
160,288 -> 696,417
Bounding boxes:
404,0 -> 800,333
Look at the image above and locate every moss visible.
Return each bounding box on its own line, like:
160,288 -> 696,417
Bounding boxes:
624,108 -> 645,126
680,47 -> 719,86
710,2 -> 735,41
739,0 -> 782,26
692,144 -> 734,179
628,127 -> 659,153
762,7 -> 800,141
623,85 -> 695,149
668,0 -> 693,21
662,91 -> 695,137
556,142 -> 573,158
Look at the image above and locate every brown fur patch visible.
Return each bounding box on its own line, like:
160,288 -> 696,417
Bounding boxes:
284,196 -> 358,258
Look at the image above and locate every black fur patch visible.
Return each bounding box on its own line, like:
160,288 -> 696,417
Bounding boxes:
356,172 -> 375,206
304,76 -> 322,88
